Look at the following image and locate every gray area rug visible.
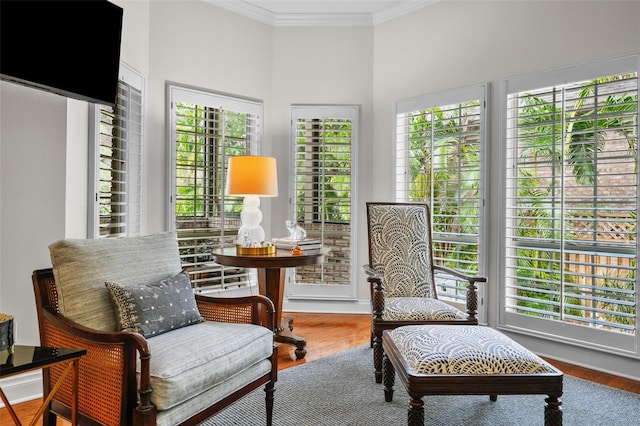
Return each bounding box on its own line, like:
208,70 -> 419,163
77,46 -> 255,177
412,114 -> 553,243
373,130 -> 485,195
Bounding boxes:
202,344 -> 639,425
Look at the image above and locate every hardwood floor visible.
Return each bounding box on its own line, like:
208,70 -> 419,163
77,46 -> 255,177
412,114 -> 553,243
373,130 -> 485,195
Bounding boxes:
2,312 -> 638,425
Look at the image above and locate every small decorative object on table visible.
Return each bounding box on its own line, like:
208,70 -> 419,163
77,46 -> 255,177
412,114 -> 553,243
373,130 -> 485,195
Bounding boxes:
274,221 -> 322,254
236,242 -> 276,256
0,313 -> 14,353
286,220 -> 307,240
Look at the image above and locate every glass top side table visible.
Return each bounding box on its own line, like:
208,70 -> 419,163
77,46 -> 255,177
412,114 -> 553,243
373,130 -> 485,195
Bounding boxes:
1,345 -> 87,425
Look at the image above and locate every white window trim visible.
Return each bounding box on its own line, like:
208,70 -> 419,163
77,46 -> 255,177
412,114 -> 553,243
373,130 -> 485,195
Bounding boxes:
286,104 -> 360,301
497,54 -> 640,359
392,84 -> 490,321
166,83 -> 263,294
88,62 -> 145,239
166,84 -> 263,231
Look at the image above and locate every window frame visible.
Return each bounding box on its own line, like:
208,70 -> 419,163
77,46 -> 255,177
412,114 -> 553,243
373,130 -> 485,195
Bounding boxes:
286,104 -> 359,300
498,54 -> 639,357
88,62 -> 145,239
392,84 -> 489,318
166,84 -> 263,294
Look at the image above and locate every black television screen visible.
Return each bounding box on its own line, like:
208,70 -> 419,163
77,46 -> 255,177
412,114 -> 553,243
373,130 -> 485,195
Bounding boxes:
0,0 -> 123,106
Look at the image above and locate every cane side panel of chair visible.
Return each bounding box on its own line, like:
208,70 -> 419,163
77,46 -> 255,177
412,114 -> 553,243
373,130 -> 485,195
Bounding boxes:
367,203 -> 436,299
38,272 -> 130,425
197,299 -> 254,324
43,321 -> 127,426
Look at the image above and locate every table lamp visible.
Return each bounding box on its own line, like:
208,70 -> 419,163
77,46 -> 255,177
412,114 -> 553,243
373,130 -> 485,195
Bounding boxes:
226,156 -> 278,249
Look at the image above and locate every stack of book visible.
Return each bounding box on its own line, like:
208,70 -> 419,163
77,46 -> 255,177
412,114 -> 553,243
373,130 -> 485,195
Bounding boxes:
271,237 -> 323,250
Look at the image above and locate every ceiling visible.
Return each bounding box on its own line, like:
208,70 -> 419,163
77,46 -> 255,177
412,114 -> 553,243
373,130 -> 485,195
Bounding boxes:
203,0 -> 440,27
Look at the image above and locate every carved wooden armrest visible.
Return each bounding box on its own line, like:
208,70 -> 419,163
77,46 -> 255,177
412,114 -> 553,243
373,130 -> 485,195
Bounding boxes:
433,265 -> 487,320
433,264 -> 487,286
363,264 -> 385,321
363,264 -> 381,283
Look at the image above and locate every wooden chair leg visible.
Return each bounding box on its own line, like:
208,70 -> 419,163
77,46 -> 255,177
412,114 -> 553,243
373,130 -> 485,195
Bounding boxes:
544,395 -> 563,426
373,333 -> 383,383
264,382 -> 275,426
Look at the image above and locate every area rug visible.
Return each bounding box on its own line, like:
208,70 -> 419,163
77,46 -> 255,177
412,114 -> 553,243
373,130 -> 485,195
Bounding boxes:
202,344 -> 639,425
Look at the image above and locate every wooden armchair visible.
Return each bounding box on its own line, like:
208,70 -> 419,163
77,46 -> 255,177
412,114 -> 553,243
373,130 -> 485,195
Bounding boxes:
364,202 -> 487,383
32,232 -> 278,426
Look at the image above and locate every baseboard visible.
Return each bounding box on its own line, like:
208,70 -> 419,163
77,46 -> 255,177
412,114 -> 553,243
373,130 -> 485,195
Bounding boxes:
283,298 -> 370,314
0,370 -> 42,407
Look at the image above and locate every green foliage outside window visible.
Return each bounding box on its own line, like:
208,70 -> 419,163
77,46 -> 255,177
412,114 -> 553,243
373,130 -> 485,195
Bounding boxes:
175,102 -> 249,219
404,102 -> 482,277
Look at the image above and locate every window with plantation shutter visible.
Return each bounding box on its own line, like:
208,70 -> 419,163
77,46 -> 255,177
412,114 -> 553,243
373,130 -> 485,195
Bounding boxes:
501,55 -> 638,353
394,85 -> 487,310
89,63 -> 144,238
287,105 -> 359,300
168,85 -> 262,294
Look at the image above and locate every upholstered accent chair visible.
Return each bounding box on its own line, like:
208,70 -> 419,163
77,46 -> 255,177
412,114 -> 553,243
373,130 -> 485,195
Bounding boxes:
364,202 -> 487,383
32,232 -> 278,426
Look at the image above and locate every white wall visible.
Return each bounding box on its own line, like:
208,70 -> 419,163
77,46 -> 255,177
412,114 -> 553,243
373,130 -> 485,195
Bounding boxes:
0,83 -> 69,404
0,85 -> 67,344
1,0 -> 639,404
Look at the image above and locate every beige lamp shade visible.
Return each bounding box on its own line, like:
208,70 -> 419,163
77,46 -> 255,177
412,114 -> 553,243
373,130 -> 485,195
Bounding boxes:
226,156 -> 278,197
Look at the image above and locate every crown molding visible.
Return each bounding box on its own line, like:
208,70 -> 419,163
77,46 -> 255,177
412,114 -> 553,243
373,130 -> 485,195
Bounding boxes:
372,1 -> 440,26
202,0 -> 439,27
203,0 -> 276,26
274,13 -> 374,27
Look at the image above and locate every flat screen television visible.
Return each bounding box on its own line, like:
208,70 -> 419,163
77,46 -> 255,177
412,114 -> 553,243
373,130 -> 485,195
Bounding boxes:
0,0 -> 123,107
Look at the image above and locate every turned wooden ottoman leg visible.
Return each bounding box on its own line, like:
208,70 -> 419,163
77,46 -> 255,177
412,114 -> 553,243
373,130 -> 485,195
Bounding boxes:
408,396 -> 424,426
383,353 -> 395,402
544,395 -> 563,426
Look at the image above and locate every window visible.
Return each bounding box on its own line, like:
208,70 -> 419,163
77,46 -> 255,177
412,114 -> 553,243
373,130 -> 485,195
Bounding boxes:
167,85 -> 262,293
89,63 -> 144,238
287,105 -> 359,300
501,55 -> 638,354
394,85 -> 488,309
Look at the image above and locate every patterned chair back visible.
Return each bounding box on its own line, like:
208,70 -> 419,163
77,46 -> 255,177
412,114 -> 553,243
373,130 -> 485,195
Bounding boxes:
366,202 -> 437,299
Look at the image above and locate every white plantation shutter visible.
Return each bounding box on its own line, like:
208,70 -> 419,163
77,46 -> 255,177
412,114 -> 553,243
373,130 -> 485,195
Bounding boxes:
394,85 -> 487,306
502,55 -> 638,352
89,63 -> 144,238
288,105 -> 358,299
168,85 -> 262,293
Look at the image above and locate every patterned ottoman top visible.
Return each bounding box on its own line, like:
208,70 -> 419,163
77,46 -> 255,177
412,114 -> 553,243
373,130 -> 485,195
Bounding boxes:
388,325 -> 558,375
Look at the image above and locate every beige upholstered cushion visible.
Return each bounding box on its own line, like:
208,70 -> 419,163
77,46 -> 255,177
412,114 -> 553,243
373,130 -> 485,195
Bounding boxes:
49,232 -> 183,332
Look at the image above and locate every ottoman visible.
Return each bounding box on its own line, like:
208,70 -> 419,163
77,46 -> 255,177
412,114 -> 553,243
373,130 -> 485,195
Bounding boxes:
382,325 -> 563,426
